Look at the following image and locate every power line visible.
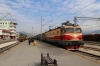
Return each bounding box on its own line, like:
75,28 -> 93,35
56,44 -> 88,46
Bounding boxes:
0,5 -> 8,18
0,5 -> 15,21
53,0 -> 98,26
63,0 -> 98,20
43,0 -> 84,26
56,0 -> 84,19
79,18 -> 100,26
42,20 -> 53,26
41,0 -> 59,26
0,13 -> 10,20
0,12 -> 11,20
79,21 -> 86,25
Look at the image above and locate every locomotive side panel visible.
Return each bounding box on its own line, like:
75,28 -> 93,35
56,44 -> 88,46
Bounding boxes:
45,28 -> 61,43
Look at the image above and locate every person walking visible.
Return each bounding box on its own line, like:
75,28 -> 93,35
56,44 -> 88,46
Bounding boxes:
31,37 -> 34,42
28,37 -> 31,45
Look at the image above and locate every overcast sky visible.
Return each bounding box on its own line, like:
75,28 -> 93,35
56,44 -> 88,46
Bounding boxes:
0,0 -> 100,35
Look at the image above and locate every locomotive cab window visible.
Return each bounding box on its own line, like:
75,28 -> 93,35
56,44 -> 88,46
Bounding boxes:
66,28 -> 74,33
75,28 -> 82,33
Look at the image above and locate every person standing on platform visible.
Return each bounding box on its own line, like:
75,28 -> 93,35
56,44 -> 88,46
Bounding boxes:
28,37 -> 31,45
31,37 -> 34,42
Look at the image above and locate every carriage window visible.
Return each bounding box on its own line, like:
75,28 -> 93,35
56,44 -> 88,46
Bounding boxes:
66,28 -> 74,33
76,28 -> 81,33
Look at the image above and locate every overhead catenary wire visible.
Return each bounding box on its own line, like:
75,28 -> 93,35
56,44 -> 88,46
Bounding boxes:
55,0 -> 84,19
43,0 -> 84,26
42,0 -> 60,26
0,7 -> 8,19
0,5 -> 14,21
65,0 -> 98,19
0,13 -> 10,20
77,16 -> 100,26
42,20 -> 53,26
79,21 -> 86,26
0,12 -> 10,20
52,0 -> 98,26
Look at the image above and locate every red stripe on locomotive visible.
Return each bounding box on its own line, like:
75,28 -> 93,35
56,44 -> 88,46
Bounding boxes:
46,34 -> 82,41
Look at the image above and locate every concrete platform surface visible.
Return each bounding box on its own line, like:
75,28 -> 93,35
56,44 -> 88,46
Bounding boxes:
0,41 -> 18,48
0,41 -> 41,66
0,40 -> 100,66
0,39 -> 15,44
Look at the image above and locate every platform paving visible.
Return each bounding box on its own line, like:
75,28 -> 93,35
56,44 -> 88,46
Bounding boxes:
0,40 -> 100,66
0,41 -> 41,66
0,41 -> 18,48
0,39 -> 15,44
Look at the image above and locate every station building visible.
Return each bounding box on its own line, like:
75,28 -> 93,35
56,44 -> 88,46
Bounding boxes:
0,20 -> 17,39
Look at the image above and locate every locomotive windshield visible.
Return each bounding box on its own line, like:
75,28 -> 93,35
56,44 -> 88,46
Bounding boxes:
66,28 -> 74,33
75,28 -> 82,33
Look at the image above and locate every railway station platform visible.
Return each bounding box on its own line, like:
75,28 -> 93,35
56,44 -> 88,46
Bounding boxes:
0,39 -> 15,43
0,40 -> 100,66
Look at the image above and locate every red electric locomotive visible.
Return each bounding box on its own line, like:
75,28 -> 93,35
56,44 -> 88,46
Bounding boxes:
45,21 -> 84,50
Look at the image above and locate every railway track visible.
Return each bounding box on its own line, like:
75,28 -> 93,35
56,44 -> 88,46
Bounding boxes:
84,41 -> 100,46
83,46 -> 100,52
65,41 -> 100,62
74,50 -> 100,62
85,43 -> 100,46
71,46 -> 100,62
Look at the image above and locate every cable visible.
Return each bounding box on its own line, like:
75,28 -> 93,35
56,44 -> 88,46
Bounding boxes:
53,0 -> 98,26
78,16 -> 100,26
56,0 -> 84,19
0,12 -> 7,20
0,13 -> 10,20
42,20 -> 53,26
42,0 -> 84,26
79,21 -> 86,25
0,5 -> 14,21
64,0 -> 97,20
0,5 -> 9,17
64,0 -> 98,20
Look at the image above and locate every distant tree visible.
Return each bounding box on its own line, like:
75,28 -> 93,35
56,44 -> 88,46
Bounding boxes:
19,33 -> 27,37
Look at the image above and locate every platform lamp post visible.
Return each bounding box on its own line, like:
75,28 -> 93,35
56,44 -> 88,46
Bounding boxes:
32,27 -> 33,37
41,16 -> 44,40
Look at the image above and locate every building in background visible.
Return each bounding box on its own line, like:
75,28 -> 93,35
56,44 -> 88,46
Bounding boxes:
0,20 -> 17,39
10,22 -> 17,39
0,29 -> 10,39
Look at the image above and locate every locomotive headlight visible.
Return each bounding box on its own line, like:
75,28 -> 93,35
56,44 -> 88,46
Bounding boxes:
74,34 -> 77,38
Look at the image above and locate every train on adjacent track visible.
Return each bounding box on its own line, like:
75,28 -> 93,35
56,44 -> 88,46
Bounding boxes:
35,21 -> 84,50
83,34 -> 100,41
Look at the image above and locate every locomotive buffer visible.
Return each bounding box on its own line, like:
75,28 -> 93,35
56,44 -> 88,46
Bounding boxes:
41,53 -> 58,66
